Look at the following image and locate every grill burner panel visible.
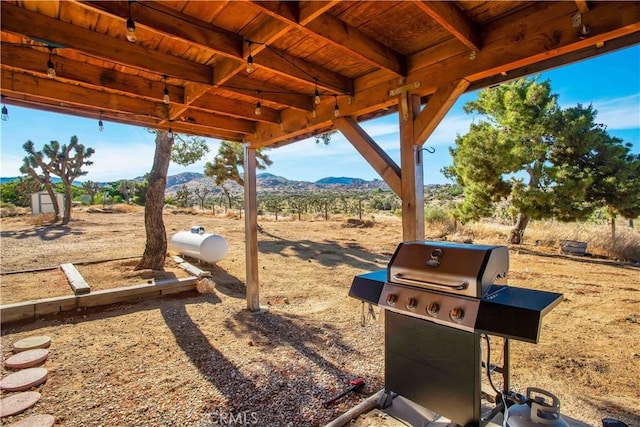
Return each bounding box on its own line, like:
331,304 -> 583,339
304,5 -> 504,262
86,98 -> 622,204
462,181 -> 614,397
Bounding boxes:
379,282 -> 481,332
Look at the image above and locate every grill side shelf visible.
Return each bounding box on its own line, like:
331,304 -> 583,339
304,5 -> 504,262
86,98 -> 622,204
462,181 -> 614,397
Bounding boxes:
348,270 -> 386,304
475,287 -> 563,343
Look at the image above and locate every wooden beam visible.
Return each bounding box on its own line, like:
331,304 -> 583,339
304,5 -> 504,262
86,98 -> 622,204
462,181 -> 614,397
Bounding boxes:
0,44 -> 185,103
251,1 -> 406,76
414,79 -> 470,146
223,76 -> 312,112
414,1 -> 482,51
298,1 -> 340,26
191,93 -> 280,124
254,48 -> 353,95
1,70 -> 168,118
173,109 -> 255,135
1,2 -> 213,84
243,146 -> 261,312
82,1 -> 243,59
333,117 -> 402,196
60,263 -> 91,295
575,0 -> 590,14
400,95 -> 424,241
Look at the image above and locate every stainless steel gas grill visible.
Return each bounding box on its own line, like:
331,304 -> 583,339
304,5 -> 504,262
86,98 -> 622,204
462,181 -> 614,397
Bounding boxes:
349,241 -> 563,427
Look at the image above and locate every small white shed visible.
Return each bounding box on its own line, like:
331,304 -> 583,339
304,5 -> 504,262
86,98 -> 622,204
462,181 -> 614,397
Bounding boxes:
30,191 -> 64,215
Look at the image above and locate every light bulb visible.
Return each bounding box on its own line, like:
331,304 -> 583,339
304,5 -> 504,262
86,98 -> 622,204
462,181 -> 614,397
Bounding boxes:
254,101 -> 261,116
98,119 -> 104,132
314,89 -> 321,105
167,129 -> 173,139
334,102 -> 340,117
246,55 -> 254,73
1,105 -> 8,121
126,17 -> 137,42
163,88 -> 170,105
47,59 -> 56,78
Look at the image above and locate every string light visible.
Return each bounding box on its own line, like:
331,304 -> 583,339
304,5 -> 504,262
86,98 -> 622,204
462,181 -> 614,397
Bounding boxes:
167,120 -> 173,139
47,46 -> 56,78
333,95 -> 340,117
126,0 -> 137,43
1,95 -> 8,121
162,75 -> 170,104
98,111 -> 104,131
246,41 -> 254,74
254,91 -> 261,116
314,78 -> 321,105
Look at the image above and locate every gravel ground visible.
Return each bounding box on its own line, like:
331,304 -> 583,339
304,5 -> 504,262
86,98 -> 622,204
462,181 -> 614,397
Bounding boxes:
1,209 -> 639,426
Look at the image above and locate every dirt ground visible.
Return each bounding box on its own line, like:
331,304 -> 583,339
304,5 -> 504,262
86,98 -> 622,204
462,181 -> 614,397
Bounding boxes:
1,209 -> 638,426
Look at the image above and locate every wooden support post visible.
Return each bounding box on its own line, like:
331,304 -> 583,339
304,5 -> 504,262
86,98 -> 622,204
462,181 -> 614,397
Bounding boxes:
400,94 -> 425,241
243,145 -> 261,312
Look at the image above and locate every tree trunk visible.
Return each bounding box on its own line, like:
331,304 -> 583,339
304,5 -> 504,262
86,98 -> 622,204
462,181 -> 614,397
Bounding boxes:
509,212 -> 529,244
135,131 -> 173,271
611,216 -> 616,241
43,181 -> 61,222
61,182 -> 72,225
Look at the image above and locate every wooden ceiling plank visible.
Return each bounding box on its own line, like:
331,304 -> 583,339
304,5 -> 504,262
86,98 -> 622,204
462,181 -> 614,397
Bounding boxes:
0,44 -> 185,103
305,14 -> 406,77
255,48 -> 353,95
413,78 -> 470,146
81,1 -> 243,59
298,1 -> 340,26
413,1 -> 482,51
1,2 -> 213,84
250,1 -> 406,76
333,116 -> 402,196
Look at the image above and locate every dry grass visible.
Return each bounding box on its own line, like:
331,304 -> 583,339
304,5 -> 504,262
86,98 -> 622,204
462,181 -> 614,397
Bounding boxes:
461,220 -> 640,263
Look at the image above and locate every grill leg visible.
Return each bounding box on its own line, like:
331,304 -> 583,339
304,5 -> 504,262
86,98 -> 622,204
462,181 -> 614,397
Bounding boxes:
378,390 -> 396,409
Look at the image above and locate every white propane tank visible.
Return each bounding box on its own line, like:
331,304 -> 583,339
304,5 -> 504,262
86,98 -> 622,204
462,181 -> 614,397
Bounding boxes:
505,388 -> 569,427
170,226 -> 228,264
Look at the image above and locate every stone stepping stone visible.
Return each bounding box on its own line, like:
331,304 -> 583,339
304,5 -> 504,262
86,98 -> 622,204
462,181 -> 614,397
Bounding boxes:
4,349 -> 49,369
12,336 -> 51,353
5,414 -> 55,427
0,391 -> 41,417
0,368 -> 48,392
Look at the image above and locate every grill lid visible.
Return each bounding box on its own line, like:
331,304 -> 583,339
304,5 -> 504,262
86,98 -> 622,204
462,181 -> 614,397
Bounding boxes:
387,241 -> 509,298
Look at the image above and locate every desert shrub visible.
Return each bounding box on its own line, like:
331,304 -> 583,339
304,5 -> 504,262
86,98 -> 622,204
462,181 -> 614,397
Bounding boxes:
343,218 -> 375,228
0,204 -> 30,218
26,213 -> 57,226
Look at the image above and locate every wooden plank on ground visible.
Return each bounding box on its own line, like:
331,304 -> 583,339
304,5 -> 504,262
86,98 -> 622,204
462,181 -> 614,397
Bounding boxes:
60,263 -> 91,295
158,277 -> 199,295
34,295 -> 78,317
177,262 -> 212,278
0,303 -> 36,324
77,283 -> 161,307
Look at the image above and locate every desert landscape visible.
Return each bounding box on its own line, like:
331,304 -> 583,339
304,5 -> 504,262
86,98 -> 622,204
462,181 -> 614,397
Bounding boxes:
1,207 -> 639,426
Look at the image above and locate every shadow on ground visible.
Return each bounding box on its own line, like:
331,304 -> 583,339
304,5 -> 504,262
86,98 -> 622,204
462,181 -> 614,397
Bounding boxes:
1,225 -> 84,241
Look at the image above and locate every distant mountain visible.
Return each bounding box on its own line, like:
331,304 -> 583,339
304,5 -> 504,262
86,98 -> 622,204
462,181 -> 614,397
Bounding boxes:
2,172 -> 391,195
163,172 -> 389,195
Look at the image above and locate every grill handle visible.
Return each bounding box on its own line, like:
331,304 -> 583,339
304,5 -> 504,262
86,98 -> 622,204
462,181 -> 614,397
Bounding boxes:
392,273 -> 468,291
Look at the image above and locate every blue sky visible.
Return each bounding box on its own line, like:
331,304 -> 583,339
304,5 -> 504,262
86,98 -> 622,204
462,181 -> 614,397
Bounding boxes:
1,45 -> 638,185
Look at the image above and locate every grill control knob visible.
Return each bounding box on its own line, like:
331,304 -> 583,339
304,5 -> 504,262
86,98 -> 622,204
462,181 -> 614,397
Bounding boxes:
386,293 -> 398,306
450,307 -> 465,322
426,302 -> 440,316
405,297 -> 417,310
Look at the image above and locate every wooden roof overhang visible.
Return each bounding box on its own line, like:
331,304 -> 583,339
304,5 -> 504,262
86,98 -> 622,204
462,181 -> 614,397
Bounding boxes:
1,1 -> 638,148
